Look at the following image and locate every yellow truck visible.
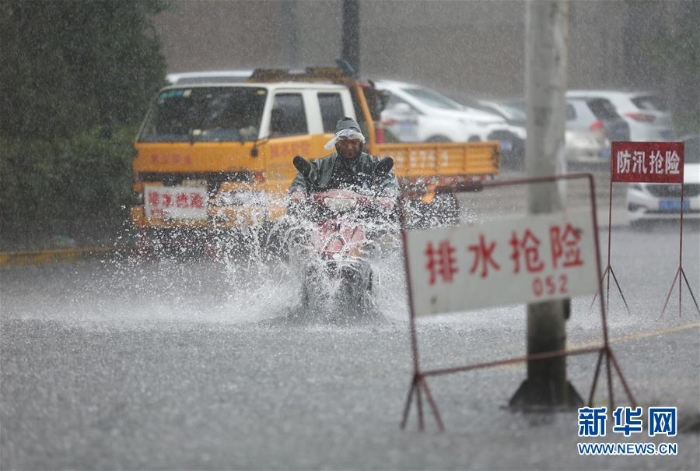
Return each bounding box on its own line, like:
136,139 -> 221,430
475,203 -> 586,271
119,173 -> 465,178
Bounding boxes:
131,67 -> 500,251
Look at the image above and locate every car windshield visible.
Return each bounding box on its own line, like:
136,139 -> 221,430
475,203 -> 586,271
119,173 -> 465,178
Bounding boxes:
494,104 -> 526,122
403,87 -> 464,110
138,86 -> 267,142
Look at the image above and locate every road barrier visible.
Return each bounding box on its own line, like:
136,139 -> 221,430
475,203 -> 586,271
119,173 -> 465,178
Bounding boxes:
397,173 -> 637,431
593,142 -> 699,317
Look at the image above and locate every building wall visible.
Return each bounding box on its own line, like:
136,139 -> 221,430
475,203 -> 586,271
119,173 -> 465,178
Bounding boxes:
154,0 -> 678,101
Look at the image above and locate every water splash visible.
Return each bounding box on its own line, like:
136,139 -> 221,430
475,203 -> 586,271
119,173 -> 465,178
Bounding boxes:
75,192 -> 480,328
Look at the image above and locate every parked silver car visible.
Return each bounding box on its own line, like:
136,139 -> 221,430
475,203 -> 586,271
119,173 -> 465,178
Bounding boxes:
503,97 -> 619,170
564,128 -> 607,167
565,97 -> 630,167
567,90 -> 676,142
626,133 -> 700,227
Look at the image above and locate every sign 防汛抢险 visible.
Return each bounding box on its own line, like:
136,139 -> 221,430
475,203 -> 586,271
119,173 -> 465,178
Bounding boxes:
611,142 -> 684,184
405,211 -> 598,316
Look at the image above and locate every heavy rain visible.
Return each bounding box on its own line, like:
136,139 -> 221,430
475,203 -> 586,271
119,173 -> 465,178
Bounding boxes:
1,1 -> 699,470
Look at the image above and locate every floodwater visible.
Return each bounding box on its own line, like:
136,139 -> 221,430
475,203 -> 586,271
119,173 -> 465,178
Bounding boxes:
1,224 -> 699,470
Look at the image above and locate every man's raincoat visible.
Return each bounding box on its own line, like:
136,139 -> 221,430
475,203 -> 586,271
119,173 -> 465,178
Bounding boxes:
289,151 -> 399,197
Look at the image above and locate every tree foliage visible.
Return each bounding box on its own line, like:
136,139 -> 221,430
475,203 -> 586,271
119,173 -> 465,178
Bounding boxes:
0,0 -> 170,249
0,131 -> 136,249
0,0 -> 169,139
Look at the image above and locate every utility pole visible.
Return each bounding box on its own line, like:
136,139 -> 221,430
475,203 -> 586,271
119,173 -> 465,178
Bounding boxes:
341,0 -> 360,76
509,0 -> 582,410
280,0 -> 299,67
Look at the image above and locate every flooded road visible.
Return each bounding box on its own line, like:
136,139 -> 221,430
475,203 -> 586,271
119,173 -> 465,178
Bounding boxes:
1,228 -> 698,470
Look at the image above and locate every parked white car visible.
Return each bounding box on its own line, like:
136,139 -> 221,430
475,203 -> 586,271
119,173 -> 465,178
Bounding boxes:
449,97 -> 527,170
626,134 -> 700,226
376,80 -> 507,143
166,70 -> 253,85
564,97 -> 630,166
564,128 -> 608,166
566,90 -> 676,142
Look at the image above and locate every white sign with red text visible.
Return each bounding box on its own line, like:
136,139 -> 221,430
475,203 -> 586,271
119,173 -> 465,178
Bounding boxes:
144,185 -> 208,219
405,211 -> 598,316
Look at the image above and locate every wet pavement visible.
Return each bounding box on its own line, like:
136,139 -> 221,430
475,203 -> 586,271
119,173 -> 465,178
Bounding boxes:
1,225 -> 698,470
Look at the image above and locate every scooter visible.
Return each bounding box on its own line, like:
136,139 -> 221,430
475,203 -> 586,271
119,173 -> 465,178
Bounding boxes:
287,155 -> 396,323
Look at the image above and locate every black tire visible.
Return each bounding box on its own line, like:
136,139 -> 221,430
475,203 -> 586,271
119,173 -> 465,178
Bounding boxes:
488,130 -> 524,172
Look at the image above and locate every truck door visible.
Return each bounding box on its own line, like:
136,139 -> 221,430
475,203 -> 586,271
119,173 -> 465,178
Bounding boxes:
264,91 -> 320,199
318,92 -> 346,133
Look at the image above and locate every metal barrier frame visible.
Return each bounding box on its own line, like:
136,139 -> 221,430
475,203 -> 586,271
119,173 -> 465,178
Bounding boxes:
589,175 -> 631,314
398,173 -> 637,431
658,175 -> 700,316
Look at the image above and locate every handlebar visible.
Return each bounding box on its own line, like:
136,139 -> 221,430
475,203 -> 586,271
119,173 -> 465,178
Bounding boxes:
288,189 -> 396,222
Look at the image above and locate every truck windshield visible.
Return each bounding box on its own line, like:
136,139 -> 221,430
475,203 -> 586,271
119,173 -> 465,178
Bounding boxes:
138,87 -> 267,142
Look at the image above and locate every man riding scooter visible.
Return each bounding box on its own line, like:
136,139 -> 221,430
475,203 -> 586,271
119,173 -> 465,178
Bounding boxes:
286,117 -> 399,321
288,116 -> 399,208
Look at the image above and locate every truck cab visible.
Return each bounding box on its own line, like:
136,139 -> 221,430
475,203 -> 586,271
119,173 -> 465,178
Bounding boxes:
131,67 -> 501,252
133,81 -> 357,231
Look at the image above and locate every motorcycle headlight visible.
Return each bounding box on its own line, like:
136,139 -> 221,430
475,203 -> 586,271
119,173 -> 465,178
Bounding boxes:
324,197 -> 357,213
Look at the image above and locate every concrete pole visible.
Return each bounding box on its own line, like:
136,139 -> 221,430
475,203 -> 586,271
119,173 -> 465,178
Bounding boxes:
509,0 -> 582,410
280,0 -> 299,67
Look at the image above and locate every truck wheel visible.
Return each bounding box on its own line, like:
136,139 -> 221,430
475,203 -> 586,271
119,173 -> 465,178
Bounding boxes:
488,130 -> 524,172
